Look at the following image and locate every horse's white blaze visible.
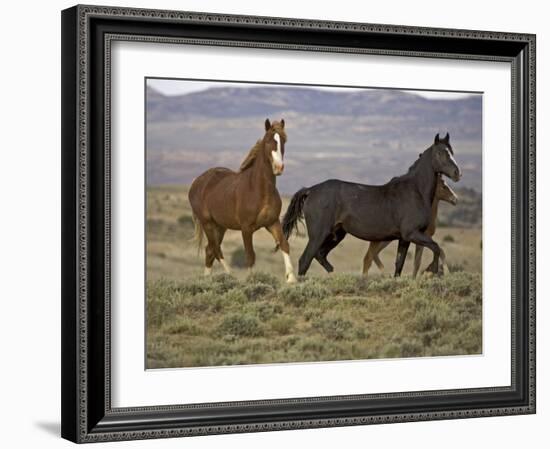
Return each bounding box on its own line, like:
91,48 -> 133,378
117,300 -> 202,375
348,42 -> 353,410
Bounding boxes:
282,251 -> 297,283
220,258 -> 231,274
445,147 -> 460,174
272,133 -> 283,168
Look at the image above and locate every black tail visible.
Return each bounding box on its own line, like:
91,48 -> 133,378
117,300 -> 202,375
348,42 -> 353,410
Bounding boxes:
282,187 -> 309,240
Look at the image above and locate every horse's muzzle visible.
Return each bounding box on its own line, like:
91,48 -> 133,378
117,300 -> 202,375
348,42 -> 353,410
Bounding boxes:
451,169 -> 461,182
273,164 -> 284,176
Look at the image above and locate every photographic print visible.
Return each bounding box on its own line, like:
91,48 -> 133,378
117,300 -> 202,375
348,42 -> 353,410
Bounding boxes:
145,79 -> 483,369
61,7 -> 535,441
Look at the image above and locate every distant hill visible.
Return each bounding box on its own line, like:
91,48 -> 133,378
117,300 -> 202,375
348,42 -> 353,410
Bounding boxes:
146,85 -> 482,194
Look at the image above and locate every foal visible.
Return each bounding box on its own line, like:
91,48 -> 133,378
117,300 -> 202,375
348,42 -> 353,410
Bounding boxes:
362,175 -> 458,277
188,119 -> 297,283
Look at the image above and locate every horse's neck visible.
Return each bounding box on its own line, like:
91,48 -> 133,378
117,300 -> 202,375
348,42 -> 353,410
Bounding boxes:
250,146 -> 277,192
427,199 -> 439,235
414,151 -> 437,207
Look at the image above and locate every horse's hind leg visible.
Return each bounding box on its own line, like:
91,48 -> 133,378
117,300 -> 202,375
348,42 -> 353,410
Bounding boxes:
412,245 -> 424,278
203,243 -> 216,275
213,225 -> 230,273
266,220 -> 297,283
315,229 -> 346,273
394,239 -> 410,277
299,232 -> 330,276
316,242 -> 335,273
203,223 -> 228,274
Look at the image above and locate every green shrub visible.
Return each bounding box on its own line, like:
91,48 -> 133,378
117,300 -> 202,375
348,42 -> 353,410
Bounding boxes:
279,281 -> 330,307
270,316 -> 296,335
367,276 -> 409,295
414,309 -> 440,332
447,262 -> 465,273
252,301 -> 283,321
313,315 -> 353,340
242,282 -> 275,301
324,274 -> 368,295
210,273 -> 240,294
223,288 -> 248,304
161,317 -> 201,335
246,271 -> 281,289
443,234 -> 455,243
218,313 -> 263,337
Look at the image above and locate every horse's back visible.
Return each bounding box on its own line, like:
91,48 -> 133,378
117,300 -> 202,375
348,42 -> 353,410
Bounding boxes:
188,167 -> 237,212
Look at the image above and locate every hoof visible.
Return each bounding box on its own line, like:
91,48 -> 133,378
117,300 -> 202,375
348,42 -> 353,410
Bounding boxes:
286,273 -> 298,284
204,267 -> 212,276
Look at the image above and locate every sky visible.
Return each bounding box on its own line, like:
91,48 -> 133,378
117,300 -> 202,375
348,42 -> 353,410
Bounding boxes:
147,78 -> 479,100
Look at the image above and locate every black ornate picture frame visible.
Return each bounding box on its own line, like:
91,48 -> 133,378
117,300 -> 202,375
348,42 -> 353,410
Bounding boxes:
61,4 -> 536,443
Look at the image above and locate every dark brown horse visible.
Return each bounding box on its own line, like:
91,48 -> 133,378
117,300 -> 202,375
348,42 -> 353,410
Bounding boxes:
283,133 -> 461,277
188,119 -> 297,283
362,174 -> 458,277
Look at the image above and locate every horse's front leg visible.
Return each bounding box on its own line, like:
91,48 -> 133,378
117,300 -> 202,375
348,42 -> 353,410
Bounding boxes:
241,229 -> 255,271
394,239 -> 410,277
266,220 -> 297,283
366,240 -> 391,275
404,230 -> 441,275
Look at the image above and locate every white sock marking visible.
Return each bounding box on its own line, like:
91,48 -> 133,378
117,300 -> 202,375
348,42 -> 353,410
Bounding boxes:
282,251 -> 297,283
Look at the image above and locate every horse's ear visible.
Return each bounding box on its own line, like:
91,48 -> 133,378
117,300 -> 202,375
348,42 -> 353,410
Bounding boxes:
434,133 -> 440,144
280,118 -> 285,129
265,118 -> 272,131
443,132 -> 450,143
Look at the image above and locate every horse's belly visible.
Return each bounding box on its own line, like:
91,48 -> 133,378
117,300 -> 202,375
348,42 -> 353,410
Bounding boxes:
343,219 -> 400,242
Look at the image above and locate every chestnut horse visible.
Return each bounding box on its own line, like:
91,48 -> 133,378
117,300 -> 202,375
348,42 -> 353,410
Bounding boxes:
362,174 -> 458,277
188,119 -> 297,283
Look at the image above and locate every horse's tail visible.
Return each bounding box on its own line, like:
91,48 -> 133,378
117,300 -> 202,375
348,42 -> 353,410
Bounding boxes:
282,187 -> 309,240
190,213 -> 205,255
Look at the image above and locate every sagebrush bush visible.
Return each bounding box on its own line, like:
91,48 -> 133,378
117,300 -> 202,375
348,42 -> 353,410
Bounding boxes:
324,274 -> 367,295
250,301 -> 283,321
246,271 -> 281,289
223,288 -> 248,304
279,281 -> 330,307
147,279 -> 183,326
242,282 -> 275,301
217,313 -> 263,337
269,315 -> 296,335
367,276 -> 410,295
161,317 -> 201,335
313,314 -> 353,340
210,273 -> 240,294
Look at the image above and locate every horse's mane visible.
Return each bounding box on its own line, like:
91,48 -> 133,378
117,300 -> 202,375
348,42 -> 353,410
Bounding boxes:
239,123 -> 287,172
239,140 -> 263,172
386,146 -> 432,185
